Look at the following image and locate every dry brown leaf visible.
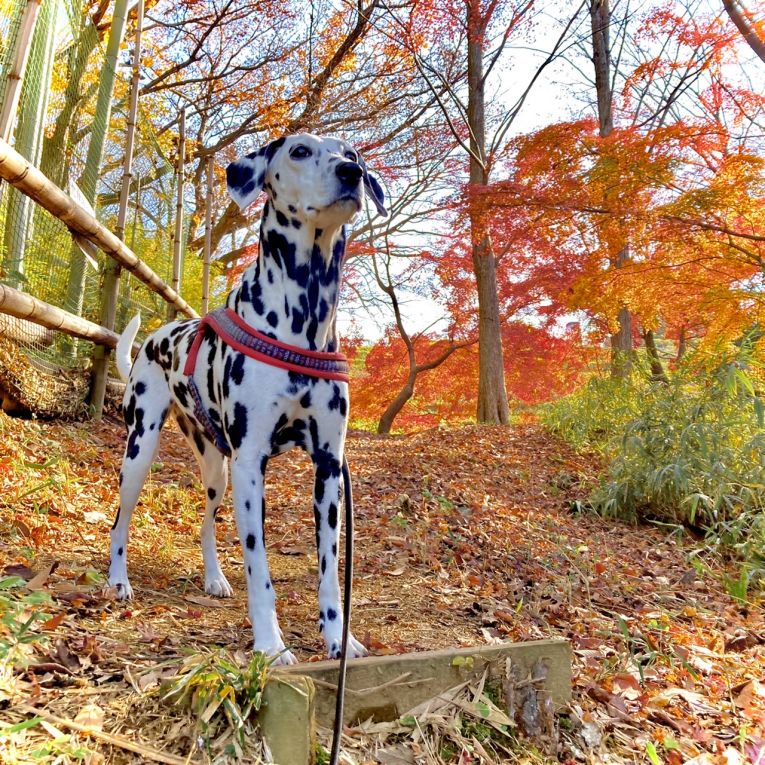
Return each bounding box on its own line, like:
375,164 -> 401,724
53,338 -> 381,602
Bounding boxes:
73,703 -> 105,732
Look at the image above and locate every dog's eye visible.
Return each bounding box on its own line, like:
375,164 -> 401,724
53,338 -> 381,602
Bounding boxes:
290,145 -> 312,160
344,150 -> 358,162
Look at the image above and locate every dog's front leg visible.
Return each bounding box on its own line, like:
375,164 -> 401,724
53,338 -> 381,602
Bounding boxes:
312,448 -> 368,661
230,454 -> 296,665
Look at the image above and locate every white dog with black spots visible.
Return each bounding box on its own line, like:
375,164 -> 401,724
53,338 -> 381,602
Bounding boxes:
108,133 -> 387,665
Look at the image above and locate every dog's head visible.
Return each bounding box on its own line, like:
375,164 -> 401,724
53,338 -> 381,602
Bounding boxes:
226,134 -> 387,226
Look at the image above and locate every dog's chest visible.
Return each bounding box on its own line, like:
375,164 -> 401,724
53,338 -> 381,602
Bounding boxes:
165,329 -> 348,455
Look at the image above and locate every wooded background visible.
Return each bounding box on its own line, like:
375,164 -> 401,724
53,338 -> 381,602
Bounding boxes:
0,0 -> 763,439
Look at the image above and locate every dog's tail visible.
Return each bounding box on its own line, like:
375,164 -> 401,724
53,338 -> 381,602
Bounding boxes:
115,314 -> 141,383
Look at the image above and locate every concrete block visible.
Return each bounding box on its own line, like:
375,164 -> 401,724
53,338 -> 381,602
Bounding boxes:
277,638 -> 571,729
259,675 -> 316,765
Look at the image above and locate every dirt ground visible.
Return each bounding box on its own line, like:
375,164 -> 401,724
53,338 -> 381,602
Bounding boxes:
0,412 -> 764,763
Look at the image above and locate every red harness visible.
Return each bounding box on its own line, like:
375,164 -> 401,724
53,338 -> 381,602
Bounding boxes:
183,307 -> 350,456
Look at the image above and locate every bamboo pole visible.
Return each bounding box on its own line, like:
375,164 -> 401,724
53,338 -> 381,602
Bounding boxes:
0,283 -> 122,348
201,155 -> 213,315
167,108 -> 185,321
91,0 -> 144,419
0,136 -> 198,319
0,0 -> 42,143
2,0 -> 57,289
65,0 -> 131,320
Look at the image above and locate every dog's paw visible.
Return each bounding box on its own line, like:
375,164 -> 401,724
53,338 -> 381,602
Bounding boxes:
254,642 -> 298,666
270,649 -> 298,666
204,574 -> 233,598
327,633 -> 368,660
110,580 -> 134,600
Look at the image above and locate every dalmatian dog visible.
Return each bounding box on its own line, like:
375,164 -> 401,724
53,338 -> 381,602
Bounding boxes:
108,133 -> 387,664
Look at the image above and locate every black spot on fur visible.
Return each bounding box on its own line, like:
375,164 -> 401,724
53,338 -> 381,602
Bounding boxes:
227,161 -> 253,189
227,402 -> 248,449
328,384 -> 347,416
208,487 -> 217,500
275,209 -> 289,227
266,310 -> 278,328
222,354 -> 233,398
328,503 -> 338,529
327,608 -> 337,621
246,533 -> 256,550
124,395 -> 136,428
173,382 -> 189,408
126,431 -> 140,460
300,391 -> 312,409
134,381 -> 146,396
231,353 -> 245,385
118,547 -> 124,556
193,428 -> 206,455
291,308 -> 304,334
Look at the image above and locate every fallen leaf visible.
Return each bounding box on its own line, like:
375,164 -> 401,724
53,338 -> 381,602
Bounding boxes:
83,510 -> 108,524
26,561 -> 59,591
41,612 -> 66,631
4,563 -> 34,580
73,703 -> 105,731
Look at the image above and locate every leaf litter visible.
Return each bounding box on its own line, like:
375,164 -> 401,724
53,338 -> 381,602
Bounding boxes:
0,411 -> 763,763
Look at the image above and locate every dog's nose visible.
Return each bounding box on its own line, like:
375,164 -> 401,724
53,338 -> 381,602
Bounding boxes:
336,161 -> 362,185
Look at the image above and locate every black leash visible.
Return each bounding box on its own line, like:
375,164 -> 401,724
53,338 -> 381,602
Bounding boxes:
329,457 -> 354,765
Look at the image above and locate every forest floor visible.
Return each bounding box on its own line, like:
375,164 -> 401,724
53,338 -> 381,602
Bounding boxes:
0,411 -> 763,764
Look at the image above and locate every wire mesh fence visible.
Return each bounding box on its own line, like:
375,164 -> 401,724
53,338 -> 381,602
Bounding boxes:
0,0 -> 199,414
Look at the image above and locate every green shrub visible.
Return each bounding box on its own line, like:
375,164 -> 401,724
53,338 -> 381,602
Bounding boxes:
542,351 -> 765,568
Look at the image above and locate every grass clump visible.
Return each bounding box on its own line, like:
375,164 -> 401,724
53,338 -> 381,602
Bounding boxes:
161,647 -> 270,745
542,349 -> 765,570
0,576 -> 53,672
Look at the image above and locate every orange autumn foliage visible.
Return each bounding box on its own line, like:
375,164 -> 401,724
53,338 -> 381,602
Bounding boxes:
349,323 -> 592,431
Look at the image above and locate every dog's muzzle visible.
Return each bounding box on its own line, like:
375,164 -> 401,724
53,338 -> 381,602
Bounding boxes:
334,161 -> 363,210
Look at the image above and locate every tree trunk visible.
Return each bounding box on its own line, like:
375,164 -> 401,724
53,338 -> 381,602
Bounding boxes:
723,0 -> 765,64
467,6 -> 510,425
377,379 -> 415,434
40,10 -> 100,187
676,326 -> 686,363
642,329 -> 669,385
590,0 -> 633,378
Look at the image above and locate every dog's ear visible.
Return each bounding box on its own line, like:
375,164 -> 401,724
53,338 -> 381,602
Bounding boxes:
358,155 -> 388,218
226,138 -> 286,211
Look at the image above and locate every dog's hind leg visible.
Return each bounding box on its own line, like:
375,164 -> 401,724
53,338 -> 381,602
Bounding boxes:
177,415 -> 232,597
108,371 -> 170,600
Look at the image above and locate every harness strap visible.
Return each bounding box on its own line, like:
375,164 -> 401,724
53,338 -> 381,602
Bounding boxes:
183,307 -> 350,455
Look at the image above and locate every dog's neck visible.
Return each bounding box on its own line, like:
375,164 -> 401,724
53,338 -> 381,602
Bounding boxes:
227,200 -> 346,352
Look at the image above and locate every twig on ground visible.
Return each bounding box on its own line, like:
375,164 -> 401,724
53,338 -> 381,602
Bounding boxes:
17,703 -> 200,765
